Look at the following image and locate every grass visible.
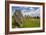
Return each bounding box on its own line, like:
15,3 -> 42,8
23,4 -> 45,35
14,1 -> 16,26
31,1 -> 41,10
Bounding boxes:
12,16 -> 40,28
22,18 -> 40,28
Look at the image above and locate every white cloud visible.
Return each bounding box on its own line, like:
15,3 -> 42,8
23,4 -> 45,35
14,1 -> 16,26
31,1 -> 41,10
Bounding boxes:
21,8 -> 40,17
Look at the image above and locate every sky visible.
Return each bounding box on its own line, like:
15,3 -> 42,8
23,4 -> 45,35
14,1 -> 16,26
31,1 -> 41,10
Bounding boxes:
12,6 -> 40,17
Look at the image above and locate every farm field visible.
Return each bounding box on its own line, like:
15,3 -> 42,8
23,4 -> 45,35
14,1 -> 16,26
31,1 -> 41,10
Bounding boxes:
12,16 -> 40,28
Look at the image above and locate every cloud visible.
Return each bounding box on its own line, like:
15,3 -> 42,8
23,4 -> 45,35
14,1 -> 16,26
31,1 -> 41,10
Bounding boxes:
12,6 -> 39,12
12,6 -> 40,16
21,8 -> 40,17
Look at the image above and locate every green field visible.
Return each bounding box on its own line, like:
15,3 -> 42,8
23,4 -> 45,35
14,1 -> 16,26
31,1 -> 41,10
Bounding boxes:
12,16 -> 40,28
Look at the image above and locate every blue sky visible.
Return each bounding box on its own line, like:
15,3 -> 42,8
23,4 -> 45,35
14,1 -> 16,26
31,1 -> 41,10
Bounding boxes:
12,6 -> 39,12
12,6 -> 40,17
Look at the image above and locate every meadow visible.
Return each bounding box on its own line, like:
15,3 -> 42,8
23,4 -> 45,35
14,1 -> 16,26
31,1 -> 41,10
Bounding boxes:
12,16 -> 40,28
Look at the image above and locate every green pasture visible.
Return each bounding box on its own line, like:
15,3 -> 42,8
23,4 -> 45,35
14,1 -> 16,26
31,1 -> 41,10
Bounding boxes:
12,16 -> 40,28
